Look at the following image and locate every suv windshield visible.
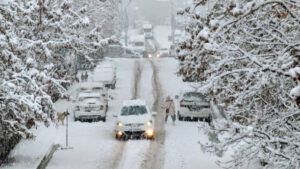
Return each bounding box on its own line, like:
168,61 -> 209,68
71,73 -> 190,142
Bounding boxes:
121,105 -> 147,116
183,92 -> 207,102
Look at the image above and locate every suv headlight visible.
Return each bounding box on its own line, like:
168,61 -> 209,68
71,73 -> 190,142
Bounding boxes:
117,122 -> 123,127
146,120 -> 152,126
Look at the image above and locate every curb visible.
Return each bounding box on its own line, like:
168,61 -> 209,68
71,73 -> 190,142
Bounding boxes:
36,144 -> 60,169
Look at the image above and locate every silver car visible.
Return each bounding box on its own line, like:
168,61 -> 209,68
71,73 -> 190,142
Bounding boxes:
177,92 -> 212,122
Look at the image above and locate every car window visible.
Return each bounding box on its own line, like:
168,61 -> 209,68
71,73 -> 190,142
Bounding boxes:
92,87 -> 103,91
125,49 -> 133,54
121,105 -> 147,116
144,29 -> 152,33
134,42 -> 144,46
78,96 -> 100,101
183,92 -> 207,102
79,87 -> 89,91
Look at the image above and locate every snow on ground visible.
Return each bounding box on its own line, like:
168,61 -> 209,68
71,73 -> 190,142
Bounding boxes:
47,58 -> 136,169
1,58 -> 136,169
153,25 -> 172,49
1,83 -> 82,169
138,59 -> 154,107
154,58 -> 222,169
115,59 -> 154,169
1,124 -> 58,169
117,140 -> 149,169
2,56 -> 225,169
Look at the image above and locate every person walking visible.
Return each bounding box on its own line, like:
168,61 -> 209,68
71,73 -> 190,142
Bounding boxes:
164,96 -> 176,125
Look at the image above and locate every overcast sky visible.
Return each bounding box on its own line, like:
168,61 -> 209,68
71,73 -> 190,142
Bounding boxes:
126,0 -> 189,26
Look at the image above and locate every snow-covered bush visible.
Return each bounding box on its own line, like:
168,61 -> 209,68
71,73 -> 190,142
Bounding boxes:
178,0 -> 300,168
0,0 -> 115,141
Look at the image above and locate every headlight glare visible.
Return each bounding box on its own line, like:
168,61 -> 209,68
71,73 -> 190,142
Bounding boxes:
117,122 -> 123,127
146,120 -> 152,126
146,129 -> 154,137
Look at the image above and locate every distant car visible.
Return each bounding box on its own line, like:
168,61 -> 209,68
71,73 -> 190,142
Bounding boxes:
93,61 -> 117,89
156,48 -> 169,58
122,48 -> 142,58
130,35 -> 146,55
143,23 -> 153,39
115,100 -> 155,140
177,92 -> 212,122
74,92 -> 108,122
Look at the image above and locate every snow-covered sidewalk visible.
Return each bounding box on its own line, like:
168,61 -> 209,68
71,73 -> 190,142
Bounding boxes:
155,58 -> 222,169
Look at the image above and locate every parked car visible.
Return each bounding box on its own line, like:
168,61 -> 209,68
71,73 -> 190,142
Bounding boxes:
177,92 -> 212,122
77,82 -> 109,110
156,48 -> 169,58
74,92 -> 108,122
103,44 -> 122,58
93,61 -> 117,89
115,100 -> 156,140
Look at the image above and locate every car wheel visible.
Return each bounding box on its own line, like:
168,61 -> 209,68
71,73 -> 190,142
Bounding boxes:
178,112 -> 183,121
102,117 -> 106,122
205,115 -> 212,123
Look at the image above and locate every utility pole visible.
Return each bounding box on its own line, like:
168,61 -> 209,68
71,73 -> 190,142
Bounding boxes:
125,8 -> 129,46
170,0 -> 175,44
123,0 -> 132,47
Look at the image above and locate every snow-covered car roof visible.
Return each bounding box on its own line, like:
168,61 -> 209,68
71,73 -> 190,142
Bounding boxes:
122,100 -> 147,107
95,61 -> 115,70
79,98 -> 104,106
78,92 -> 102,98
93,69 -> 115,82
79,82 -> 106,89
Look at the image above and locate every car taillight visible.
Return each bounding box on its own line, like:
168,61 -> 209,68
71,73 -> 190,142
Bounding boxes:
180,99 -> 184,107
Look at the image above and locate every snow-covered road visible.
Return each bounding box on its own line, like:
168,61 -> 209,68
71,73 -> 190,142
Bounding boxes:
48,57 -> 222,169
1,58 -> 223,169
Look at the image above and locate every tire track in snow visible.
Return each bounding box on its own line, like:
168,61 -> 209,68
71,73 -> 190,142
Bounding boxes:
107,60 -> 142,169
132,60 -> 142,100
140,59 -> 166,169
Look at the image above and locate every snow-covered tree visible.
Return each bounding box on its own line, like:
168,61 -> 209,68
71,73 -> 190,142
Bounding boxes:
178,0 -> 300,168
73,0 -> 121,38
0,0 -> 113,140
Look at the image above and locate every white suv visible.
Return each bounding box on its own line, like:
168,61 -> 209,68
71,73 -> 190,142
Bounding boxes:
115,100 -> 155,140
177,92 -> 212,122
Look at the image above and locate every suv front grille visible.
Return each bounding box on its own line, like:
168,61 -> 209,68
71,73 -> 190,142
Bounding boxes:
125,123 -> 144,127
